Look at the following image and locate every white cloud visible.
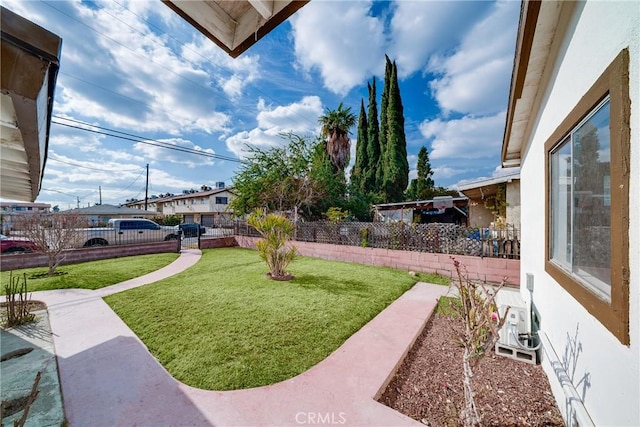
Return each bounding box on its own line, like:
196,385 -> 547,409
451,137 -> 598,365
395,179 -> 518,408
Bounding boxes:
388,1 -> 490,78
181,39 -> 261,100
290,1 -> 385,95
226,96 -> 322,157
427,1 -> 519,115
433,166 -> 463,181
420,111 -> 506,160
49,1 -> 233,135
134,138 -> 215,168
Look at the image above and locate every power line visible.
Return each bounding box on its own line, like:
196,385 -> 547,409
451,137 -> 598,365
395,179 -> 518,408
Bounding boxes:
47,0 -> 318,131
51,116 -> 247,164
48,155 -> 143,172
42,1 -> 226,102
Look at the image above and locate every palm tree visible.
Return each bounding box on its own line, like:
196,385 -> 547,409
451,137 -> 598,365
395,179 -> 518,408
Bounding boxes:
318,102 -> 356,172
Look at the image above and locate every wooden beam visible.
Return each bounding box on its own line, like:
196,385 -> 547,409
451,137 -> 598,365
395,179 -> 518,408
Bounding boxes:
248,0 -> 273,19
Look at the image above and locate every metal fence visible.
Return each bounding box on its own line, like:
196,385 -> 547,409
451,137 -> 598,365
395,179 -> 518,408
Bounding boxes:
234,221 -> 520,259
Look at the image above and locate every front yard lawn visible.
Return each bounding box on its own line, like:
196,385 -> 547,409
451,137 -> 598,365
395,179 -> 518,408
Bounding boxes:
0,253 -> 180,294
105,247 -> 418,390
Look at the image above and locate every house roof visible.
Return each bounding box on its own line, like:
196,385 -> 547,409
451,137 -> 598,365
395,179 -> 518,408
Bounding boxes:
171,187 -> 234,201
457,171 -> 520,200
162,0 -> 309,58
64,204 -> 156,216
374,197 -> 468,211
501,1 -> 571,167
1,6 -> 62,202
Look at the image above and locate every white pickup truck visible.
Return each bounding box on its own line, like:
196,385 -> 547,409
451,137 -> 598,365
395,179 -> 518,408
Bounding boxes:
81,218 -> 179,247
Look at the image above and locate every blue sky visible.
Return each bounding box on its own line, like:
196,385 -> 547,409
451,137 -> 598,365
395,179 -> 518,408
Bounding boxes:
3,0 -> 520,210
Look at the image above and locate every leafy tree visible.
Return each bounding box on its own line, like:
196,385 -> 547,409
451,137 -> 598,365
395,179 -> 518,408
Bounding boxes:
247,210 -> 297,281
318,102 -> 357,172
351,99 -> 369,193
382,60 -> 409,202
365,78 -> 381,196
307,140 -> 348,219
230,133 -> 322,220
406,146 -> 435,200
324,207 -> 349,223
483,183 -> 507,218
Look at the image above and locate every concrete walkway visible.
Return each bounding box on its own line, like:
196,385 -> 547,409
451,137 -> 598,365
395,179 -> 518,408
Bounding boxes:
13,249 -> 448,426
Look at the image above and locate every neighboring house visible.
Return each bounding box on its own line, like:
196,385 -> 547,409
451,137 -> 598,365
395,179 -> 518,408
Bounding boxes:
0,7 -> 61,202
124,195 -> 175,215
65,204 -> 157,226
374,197 -> 468,226
125,186 -> 235,227
501,2 -> 638,426
161,187 -> 235,227
0,202 -> 51,233
457,170 -> 520,230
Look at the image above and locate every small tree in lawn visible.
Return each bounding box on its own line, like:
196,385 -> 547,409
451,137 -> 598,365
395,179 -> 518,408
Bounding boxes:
14,212 -> 86,276
448,258 -> 510,427
247,210 -> 297,281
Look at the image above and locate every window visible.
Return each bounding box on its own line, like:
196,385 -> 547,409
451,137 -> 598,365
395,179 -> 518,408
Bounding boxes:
545,49 -> 630,344
215,197 -> 228,205
550,98 -> 611,299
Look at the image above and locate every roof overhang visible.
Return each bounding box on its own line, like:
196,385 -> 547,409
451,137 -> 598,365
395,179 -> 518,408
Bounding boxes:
162,0 -> 309,58
1,6 -> 62,202
457,172 -> 520,201
501,1 -> 572,168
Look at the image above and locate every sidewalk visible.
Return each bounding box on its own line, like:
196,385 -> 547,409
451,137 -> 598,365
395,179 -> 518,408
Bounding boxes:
8,249 -> 448,426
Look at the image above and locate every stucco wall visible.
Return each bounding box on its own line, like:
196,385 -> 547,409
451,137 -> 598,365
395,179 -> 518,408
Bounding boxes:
519,2 -> 639,425
505,180 -> 521,231
468,204 -> 493,228
235,236 -> 520,286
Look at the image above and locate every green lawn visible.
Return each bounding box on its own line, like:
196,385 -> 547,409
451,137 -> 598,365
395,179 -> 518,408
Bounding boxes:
105,247 -> 419,391
1,253 -> 179,294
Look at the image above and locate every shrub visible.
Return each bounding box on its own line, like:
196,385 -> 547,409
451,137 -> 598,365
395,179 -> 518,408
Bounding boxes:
247,211 -> 297,280
2,272 -> 35,328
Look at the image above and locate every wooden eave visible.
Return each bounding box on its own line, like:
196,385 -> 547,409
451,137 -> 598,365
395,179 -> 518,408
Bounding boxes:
1,6 -> 62,202
162,0 -> 309,58
502,1 -> 576,166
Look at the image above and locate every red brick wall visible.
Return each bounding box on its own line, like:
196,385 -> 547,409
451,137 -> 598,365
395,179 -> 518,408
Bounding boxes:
199,236 -> 237,249
234,236 -> 520,286
0,241 -> 178,271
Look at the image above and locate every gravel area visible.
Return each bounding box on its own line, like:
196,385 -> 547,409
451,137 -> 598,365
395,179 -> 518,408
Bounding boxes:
378,314 -> 565,426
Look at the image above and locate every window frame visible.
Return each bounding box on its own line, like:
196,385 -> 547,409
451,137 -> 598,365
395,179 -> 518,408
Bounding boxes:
544,48 -> 630,345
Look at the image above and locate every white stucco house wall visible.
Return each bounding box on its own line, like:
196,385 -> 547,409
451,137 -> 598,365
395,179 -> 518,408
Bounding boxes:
501,1 -> 638,426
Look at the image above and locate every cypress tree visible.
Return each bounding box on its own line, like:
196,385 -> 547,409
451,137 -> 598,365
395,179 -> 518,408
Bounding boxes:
365,79 -> 380,195
351,99 -> 368,193
407,146 -> 434,200
383,60 -> 409,202
377,55 -> 392,197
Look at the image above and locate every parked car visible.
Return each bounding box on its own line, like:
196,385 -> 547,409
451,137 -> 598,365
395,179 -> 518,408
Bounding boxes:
176,223 -> 206,238
80,219 -> 179,247
0,234 -> 39,254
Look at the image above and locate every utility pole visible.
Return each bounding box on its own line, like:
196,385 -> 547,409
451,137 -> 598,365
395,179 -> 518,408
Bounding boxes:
76,197 -> 80,209
144,164 -> 149,211
99,186 -> 102,205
